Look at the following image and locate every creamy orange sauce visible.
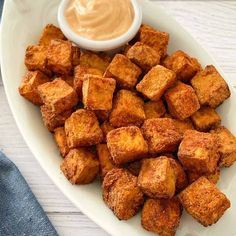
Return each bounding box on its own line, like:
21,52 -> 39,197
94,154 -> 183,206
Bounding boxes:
65,0 -> 134,40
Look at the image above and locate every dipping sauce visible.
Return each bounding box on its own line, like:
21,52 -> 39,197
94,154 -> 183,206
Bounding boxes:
65,0 -> 135,40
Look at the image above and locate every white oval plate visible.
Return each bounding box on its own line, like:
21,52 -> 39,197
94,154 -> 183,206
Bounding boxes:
1,0 -> 236,235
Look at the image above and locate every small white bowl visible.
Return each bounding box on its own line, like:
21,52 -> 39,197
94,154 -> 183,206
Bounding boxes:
58,0 -> 142,51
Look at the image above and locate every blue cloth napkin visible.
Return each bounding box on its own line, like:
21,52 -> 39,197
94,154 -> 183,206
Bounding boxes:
0,151 -> 58,236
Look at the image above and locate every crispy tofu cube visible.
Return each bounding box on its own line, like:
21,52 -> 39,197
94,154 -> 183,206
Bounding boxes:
39,24 -> 66,46
38,79 -> 78,114
191,106 -> 221,131
102,168 -> 144,220
104,54 -> 142,89
164,81 -> 200,120
138,24 -> 169,58
141,118 -> 182,154
127,160 -> 143,176
82,75 -> 116,110
126,42 -> 161,71
80,51 -> 111,73
72,46 -> 80,66
191,65 -> 230,108
94,110 -> 110,122
25,45 -> 51,76
163,50 -> 201,82
100,121 -> 115,142
61,148 -> 99,184
144,100 -> 166,119
109,90 -> 145,127
178,130 -> 220,174
47,39 -> 73,75
172,118 -> 195,136
54,127 -> 70,157
136,65 -> 176,101
142,198 -> 182,236
96,144 -> 116,179
178,177 -> 230,226
74,65 -> 103,99
40,105 -> 72,132
107,126 -> 148,165
210,126 -> 236,167
19,71 -> 50,105
138,157 -> 176,198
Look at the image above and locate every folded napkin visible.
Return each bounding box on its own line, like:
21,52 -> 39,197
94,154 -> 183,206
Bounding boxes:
0,151 -> 58,236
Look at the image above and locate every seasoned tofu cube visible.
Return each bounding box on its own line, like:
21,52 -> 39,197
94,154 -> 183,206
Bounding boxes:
96,144 -> 116,179
40,105 -> 72,132
82,75 -> 116,110
191,106 -> 221,131
54,127 -> 70,157
144,100 -> 166,119
94,110 -> 110,122
138,157 -> 176,198
102,168 -> 144,220
109,90 -> 145,127
100,121 -> 115,142
38,79 -> 78,114
104,54 -> 142,89
80,51 -> 111,73
210,126 -> 236,167
61,148 -> 99,184
74,65 -> 103,99
127,160 -> 143,176
25,45 -> 51,76
191,65 -> 230,108
163,50 -> 201,82
142,198 -> 182,236
136,65 -> 176,101
126,42 -> 161,71
107,126 -> 148,165
65,109 -> 103,148
164,81 -> 200,120
178,130 -> 220,174
138,24 -> 169,58
141,118 -> 182,154
172,118 -> 195,136
178,177 -> 230,226
19,71 -> 50,105
47,39 -> 73,75
39,24 -> 66,46
72,46 -> 80,66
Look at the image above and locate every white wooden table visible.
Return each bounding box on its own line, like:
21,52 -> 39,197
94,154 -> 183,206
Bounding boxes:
0,1 -> 236,235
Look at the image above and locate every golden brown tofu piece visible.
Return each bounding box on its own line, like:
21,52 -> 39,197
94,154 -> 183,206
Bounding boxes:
141,118 -> 182,154
107,126 -> 148,165
138,157 -> 176,198
210,126 -> 236,167
80,51 -> 111,73
38,79 -> 78,114
136,65 -> 176,101
61,148 -> 99,184
138,24 -> 169,58
65,109 -> 103,148
172,118 -> 195,136
142,198 -> 182,236
126,42 -> 161,72
178,177 -> 230,226
144,100 -> 166,119
60,75 -> 74,87
97,144 -> 116,179
47,39 -> 73,75
109,90 -> 145,127
72,46 -> 80,66
40,105 -> 72,132
39,24 -> 66,46
127,160 -> 143,176
54,127 -> 70,157
191,106 -> 221,131
94,110 -> 110,122
74,65 -> 103,100
102,168 -> 144,220
104,54 -> 142,89
100,121 -> 115,142
178,130 -> 220,174
191,65 -> 230,108
82,75 -> 116,110
25,45 -> 51,76
163,50 -> 201,82
164,81 -> 200,120
19,71 -> 50,105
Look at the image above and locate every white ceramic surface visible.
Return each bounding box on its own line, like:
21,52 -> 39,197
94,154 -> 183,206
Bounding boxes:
1,0 -> 236,235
